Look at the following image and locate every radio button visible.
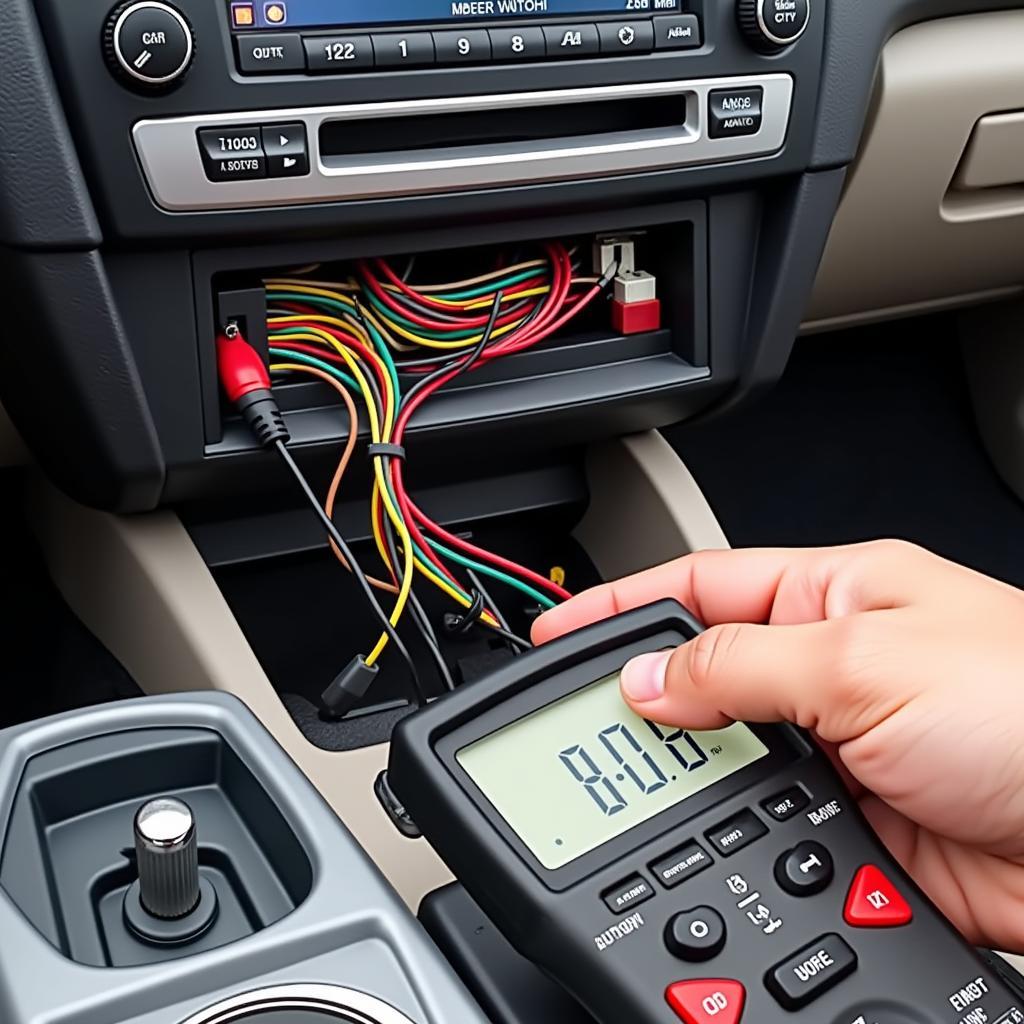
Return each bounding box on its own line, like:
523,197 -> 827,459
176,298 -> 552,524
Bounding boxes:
197,127 -> 266,182
597,21 -> 655,55
488,26 -> 546,62
304,35 -> 374,72
653,14 -> 703,50
236,31 -> 305,73
709,87 -> 764,138
372,32 -> 435,67
262,123 -> 308,177
433,30 -> 492,64
542,23 -> 600,58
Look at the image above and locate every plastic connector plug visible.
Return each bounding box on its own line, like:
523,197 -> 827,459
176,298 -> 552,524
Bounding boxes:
216,327 -> 290,448
321,655 -> 380,720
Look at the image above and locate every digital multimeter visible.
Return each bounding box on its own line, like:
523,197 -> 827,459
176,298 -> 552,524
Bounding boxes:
388,600 -> 1024,1024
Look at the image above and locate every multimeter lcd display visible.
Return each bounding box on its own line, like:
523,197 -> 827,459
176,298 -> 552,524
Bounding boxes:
457,673 -> 769,869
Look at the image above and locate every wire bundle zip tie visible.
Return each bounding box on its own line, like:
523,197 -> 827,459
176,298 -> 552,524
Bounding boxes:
367,442 -> 407,461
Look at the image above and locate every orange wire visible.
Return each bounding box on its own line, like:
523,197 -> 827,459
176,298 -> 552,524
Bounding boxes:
280,362 -> 399,595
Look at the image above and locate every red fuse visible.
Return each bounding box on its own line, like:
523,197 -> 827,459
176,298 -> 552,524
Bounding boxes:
611,270 -> 662,335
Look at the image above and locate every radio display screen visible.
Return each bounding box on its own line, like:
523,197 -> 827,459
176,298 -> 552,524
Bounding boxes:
232,0 -> 682,31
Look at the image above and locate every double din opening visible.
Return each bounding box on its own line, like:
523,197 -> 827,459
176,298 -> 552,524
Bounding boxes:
196,210 -> 710,456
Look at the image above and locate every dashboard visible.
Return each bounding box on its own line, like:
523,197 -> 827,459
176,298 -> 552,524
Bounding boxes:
2,0 -> 1024,513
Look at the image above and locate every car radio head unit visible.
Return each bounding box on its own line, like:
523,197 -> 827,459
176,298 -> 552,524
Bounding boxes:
229,0 -> 683,31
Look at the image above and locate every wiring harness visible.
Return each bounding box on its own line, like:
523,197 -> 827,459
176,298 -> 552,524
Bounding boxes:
218,241 -> 617,717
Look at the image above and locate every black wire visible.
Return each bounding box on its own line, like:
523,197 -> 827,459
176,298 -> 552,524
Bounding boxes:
382,506 -> 456,693
272,439 -> 421,688
401,291 -> 504,412
466,568 -> 512,634
487,624 -> 533,651
345,297 -> 456,693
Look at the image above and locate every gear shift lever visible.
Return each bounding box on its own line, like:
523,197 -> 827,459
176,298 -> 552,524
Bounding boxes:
134,797 -> 200,918
124,795 -> 218,944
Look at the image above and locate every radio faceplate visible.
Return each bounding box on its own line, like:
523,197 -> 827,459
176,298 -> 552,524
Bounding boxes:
133,74 -> 792,210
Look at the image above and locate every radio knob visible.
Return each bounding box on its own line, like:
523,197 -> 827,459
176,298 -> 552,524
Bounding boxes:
737,0 -> 810,52
103,1 -> 195,90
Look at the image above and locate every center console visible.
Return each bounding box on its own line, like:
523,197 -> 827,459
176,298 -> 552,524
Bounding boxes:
0,692 -> 487,1024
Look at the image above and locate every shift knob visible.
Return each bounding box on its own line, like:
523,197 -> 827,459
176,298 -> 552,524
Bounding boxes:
134,797 -> 200,919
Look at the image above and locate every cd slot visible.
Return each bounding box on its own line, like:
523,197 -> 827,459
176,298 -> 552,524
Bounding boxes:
319,96 -> 687,158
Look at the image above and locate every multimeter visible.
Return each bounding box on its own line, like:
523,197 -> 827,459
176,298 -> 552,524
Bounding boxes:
388,600 -> 1024,1024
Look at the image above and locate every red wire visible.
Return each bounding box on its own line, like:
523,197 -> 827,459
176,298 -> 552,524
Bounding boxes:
383,243 -> 589,602
358,268 -> 533,333
369,258 -> 549,315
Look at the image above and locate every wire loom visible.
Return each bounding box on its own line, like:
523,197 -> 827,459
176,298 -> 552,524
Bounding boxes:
264,241 -> 616,680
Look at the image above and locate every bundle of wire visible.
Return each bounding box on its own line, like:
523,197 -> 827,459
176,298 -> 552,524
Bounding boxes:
263,241 -> 616,684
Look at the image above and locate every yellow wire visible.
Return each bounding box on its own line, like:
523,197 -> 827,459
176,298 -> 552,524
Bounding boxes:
266,258 -> 547,294
269,327 -> 395,437
271,343 -> 498,635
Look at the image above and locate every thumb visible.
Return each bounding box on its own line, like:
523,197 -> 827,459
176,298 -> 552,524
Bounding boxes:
619,618 -> 891,743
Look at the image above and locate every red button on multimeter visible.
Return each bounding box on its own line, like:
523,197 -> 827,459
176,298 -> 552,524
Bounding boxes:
844,864 -> 913,927
666,980 -> 746,1024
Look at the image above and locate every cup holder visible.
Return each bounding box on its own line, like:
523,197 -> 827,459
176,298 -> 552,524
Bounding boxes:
178,984 -> 416,1024
0,726 -> 312,966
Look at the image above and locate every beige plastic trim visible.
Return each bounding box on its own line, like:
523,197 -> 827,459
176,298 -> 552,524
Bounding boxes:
806,11 -> 1024,328
576,431 -> 729,580
954,112 -> 1024,192
28,432 -> 729,910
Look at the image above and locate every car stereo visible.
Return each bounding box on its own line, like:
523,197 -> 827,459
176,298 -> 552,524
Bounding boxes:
226,0 -> 703,75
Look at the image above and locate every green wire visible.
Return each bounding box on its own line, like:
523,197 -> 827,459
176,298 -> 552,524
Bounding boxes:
269,284 -> 562,615
422,267 -> 544,301
426,539 -> 556,610
269,347 -> 358,391
268,294 -> 403,398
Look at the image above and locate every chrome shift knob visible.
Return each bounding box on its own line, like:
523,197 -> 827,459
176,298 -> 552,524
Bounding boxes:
134,797 -> 200,919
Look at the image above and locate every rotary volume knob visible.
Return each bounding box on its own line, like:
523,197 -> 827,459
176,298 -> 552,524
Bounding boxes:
737,0 -> 810,52
134,797 -> 200,919
103,1 -> 194,90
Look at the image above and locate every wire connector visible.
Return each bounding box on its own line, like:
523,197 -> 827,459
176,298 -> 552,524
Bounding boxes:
216,326 -> 290,448
611,269 -> 662,336
320,655 -> 381,720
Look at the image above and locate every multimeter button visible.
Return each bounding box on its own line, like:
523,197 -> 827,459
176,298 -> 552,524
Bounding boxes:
774,841 -> 834,896
766,933 -> 858,1009
844,865 -> 913,927
666,979 -> 745,1024
665,907 -> 726,961
761,785 -> 810,821
705,809 -> 767,856
602,875 -> 654,914
650,841 -> 713,888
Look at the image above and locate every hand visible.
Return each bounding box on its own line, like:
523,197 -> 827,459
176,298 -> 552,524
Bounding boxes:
533,541 -> 1024,953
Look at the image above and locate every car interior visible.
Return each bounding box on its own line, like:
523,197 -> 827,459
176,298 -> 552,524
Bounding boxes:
4,0 -> 1024,1022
